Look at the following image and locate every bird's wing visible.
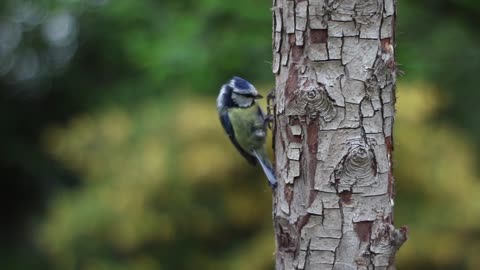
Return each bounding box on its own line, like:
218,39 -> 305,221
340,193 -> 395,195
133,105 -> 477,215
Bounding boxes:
219,110 -> 257,165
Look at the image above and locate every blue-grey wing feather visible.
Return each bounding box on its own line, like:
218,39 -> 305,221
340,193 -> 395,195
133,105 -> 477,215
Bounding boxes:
219,111 -> 257,165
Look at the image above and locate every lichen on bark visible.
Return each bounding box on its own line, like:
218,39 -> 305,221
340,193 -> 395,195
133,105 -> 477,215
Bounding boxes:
272,0 -> 406,269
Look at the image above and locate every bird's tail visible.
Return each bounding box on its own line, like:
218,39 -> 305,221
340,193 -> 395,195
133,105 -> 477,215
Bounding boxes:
253,149 -> 277,189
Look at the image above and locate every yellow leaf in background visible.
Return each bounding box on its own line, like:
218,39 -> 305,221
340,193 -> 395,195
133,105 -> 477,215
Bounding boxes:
395,83 -> 480,268
180,142 -> 237,182
175,98 -> 220,143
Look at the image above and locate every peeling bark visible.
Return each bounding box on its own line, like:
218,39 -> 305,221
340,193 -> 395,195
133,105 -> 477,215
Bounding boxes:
272,0 -> 406,269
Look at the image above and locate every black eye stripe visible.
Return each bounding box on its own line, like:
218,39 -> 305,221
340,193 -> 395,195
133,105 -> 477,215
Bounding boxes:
233,91 -> 256,98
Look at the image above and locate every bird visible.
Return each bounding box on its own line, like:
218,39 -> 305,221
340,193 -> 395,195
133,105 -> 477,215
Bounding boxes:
217,76 -> 277,188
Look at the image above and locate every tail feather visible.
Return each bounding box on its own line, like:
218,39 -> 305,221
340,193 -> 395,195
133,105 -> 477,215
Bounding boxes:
253,150 -> 277,189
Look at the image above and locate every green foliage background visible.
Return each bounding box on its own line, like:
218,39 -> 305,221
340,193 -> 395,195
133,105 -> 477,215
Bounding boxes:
1,0 -> 480,269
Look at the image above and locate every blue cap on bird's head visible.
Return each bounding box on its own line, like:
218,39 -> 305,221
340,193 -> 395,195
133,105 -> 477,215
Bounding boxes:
229,76 -> 263,98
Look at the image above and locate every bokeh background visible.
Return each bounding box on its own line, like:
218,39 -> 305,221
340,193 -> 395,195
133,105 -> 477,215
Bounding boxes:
1,0 -> 480,269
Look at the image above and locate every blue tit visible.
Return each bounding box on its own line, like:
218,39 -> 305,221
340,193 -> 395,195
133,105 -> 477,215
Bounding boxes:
217,76 -> 277,188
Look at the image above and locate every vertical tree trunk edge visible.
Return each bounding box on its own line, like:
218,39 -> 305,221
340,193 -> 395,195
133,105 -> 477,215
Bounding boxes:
272,1 -> 408,269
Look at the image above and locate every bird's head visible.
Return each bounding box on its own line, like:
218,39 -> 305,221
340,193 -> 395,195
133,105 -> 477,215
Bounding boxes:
217,76 -> 263,111
229,76 -> 262,98
228,76 -> 263,107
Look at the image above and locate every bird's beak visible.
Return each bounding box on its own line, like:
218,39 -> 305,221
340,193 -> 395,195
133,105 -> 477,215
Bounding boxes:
254,94 -> 263,99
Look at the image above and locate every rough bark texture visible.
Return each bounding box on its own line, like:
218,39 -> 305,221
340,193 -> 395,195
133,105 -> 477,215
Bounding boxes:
271,1 -> 407,269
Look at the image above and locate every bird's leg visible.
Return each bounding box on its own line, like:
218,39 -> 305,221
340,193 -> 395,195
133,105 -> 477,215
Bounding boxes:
266,88 -> 276,130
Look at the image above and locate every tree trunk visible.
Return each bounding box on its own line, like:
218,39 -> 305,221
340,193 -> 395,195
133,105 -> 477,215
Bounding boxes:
271,0 -> 407,269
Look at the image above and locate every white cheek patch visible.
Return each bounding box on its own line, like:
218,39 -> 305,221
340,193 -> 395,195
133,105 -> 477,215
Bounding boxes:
232,93 -> 254,107
255,130 -> 266,138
